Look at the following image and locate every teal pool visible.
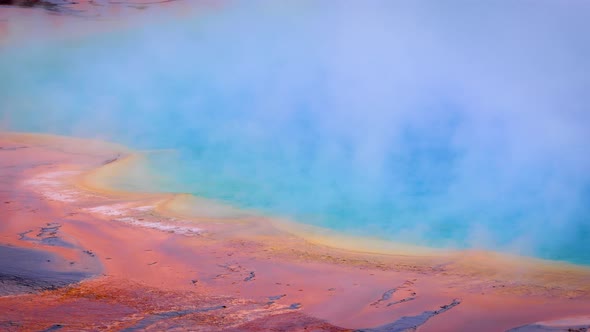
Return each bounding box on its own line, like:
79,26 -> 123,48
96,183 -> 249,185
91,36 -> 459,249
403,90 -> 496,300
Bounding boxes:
2,1 -> 589,264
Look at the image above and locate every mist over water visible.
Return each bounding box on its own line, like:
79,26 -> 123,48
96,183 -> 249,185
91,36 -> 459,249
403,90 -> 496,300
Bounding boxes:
1,1 -> 590,264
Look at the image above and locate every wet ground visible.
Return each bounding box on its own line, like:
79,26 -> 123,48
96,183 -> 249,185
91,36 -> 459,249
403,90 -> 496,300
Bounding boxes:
0,245 -> 98,296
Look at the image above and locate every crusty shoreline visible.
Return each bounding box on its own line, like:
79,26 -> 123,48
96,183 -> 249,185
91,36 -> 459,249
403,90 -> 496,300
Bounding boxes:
1,132 -> 589,331
76,133 -> 590,287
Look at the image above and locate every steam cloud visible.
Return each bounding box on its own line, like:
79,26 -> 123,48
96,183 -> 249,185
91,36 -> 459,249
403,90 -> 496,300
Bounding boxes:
1,1 -> 589,263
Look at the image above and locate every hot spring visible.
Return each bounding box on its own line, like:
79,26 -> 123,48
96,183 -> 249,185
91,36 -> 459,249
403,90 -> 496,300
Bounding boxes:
1,1 -> 589,264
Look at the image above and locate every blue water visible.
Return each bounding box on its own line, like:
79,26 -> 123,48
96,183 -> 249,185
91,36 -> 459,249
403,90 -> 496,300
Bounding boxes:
1,1 -> 590,264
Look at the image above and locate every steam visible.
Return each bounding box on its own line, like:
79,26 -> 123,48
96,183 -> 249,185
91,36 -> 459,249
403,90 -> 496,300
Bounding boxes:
1,1 -> 589,263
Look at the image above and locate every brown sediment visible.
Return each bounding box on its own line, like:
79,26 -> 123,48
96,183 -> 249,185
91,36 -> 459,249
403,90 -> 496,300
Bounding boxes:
0,132 -> 589,331
0,0 -> 204,16
0,0 -> 225,49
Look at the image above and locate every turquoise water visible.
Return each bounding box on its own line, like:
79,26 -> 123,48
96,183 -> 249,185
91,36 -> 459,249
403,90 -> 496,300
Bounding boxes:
1,2 -> 590,264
